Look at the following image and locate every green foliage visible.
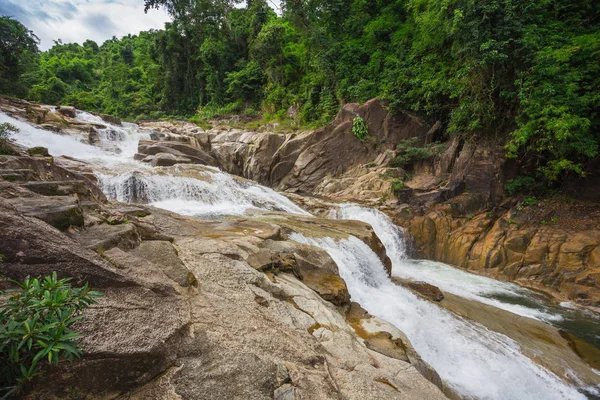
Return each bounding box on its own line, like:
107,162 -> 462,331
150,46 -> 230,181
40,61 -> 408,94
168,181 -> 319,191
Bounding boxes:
352,116 -> 368,142
0,123 -> 18,155
0,17 -> 39,97
391,178 -> 404,195
5,0 -> 600,186
522,197 -> 537,207
0,273 -> 102,398
389,138 -> 442,168
505,176 -> 536,196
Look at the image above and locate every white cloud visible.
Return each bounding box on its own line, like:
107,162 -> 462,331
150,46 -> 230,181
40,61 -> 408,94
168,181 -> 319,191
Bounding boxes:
0,0 -> 171,50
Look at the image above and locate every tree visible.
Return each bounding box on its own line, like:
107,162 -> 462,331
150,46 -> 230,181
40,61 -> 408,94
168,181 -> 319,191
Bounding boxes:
0,16 -> 39,97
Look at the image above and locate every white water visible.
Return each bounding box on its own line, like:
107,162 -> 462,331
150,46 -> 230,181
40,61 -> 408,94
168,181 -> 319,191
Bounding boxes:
336,204 -> 565,323
3,112 -> 307,218
97,169 -> 308,217
2,110 -> 591,398
290,232 -> 585,400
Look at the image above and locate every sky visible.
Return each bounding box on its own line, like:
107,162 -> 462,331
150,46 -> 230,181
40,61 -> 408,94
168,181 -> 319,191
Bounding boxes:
0,0 -> 171,50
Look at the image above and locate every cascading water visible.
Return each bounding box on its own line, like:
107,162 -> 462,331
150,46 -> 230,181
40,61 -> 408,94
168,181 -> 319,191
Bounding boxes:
3,110 -> 597,398
2,111 -> 308,218
336,204 -> 600,347
97,169 -> 309,218
290,232 -> 587,400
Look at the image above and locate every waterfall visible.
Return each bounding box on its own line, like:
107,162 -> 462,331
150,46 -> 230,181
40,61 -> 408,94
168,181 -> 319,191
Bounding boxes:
336,204 -> 565,322
289,232 -> 586,400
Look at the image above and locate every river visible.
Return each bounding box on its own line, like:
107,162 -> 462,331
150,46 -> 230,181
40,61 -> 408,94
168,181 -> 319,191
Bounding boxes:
2,110 -> 599,399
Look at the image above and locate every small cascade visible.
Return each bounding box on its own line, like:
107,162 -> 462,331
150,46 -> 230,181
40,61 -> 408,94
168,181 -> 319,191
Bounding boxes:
97,169 -> 309,218
289,232 -> 586,400
76,110 -> 151,157
3,111 -> 307,218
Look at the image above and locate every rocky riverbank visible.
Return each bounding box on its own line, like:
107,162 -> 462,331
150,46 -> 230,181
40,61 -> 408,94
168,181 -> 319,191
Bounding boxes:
3,94 -> 598,307
0,100 -> 448,399
2,95 -> 600,398
129,98 -> 600,308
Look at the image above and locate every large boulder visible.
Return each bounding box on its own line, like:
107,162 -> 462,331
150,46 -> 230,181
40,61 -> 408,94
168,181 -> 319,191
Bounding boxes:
138,141 -> 217,166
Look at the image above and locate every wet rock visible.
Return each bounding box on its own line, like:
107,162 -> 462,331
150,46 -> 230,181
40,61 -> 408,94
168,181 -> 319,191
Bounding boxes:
93,112 -> 122,126
400,279 -> 444,302
138,140 -> 217,166
151,152 -> 178,167
57,105 -> 77,118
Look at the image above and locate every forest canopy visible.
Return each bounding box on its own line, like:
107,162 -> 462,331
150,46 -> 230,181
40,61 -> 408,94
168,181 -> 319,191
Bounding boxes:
0,0 -> 599,184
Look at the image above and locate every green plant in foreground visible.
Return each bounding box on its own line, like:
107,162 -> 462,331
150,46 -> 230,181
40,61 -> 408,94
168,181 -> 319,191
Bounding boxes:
352,116 -> 368,142
0,272 -> 102,398
0,123 -> 19,156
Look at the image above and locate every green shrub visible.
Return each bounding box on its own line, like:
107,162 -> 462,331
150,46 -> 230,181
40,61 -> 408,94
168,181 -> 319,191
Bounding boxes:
0,272 -> 102,398
505,176 -> 536,196
391,178 -> 404,195
389,138 -> 443,168
352,116 -> 368,142
0,123 -> 19,156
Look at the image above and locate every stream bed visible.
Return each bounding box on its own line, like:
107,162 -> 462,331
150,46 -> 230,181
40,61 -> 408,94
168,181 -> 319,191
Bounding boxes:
3,110 -> 600,399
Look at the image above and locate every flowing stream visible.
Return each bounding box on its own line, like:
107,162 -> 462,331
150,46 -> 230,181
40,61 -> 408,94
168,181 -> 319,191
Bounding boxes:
3,110 -> 599,399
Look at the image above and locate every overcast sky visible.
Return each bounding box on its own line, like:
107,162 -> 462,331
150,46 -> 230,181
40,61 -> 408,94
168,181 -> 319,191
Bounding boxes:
0,0 -> 171,50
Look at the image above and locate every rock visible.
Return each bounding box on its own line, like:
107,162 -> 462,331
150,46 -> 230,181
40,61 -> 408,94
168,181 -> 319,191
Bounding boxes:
364,332 -> 409,362
138,141 -> 217,166
404,280 -> 444,302
0,169 -> 35,182
27,146 -> 49,156
6,196 -> 84,230
274,384 -> 296,400
21,180 -> 91,197
263,239 -> 351,306
0,200 -> 132,287
93,112 -> 122,126
129,241 -> 195,287
287,105 -> 298,120
70,222 -> 141,252
276,364 -> 291,386
151,152 -> 178,167
57,105 -> 77,118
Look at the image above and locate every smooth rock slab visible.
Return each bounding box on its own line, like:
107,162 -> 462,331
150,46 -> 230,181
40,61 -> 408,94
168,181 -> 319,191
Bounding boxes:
21,180 -> 91,197
7,196 -> 84,230
71,222 -> 141,251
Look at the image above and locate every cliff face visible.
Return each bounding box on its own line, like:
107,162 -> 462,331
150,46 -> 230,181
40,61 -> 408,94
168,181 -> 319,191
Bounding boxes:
405,206 -> 600,307
136,98 -> 600,307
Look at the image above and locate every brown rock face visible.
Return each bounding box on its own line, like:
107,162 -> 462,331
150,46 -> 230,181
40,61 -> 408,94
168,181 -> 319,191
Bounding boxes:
405,207 -> 600,307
